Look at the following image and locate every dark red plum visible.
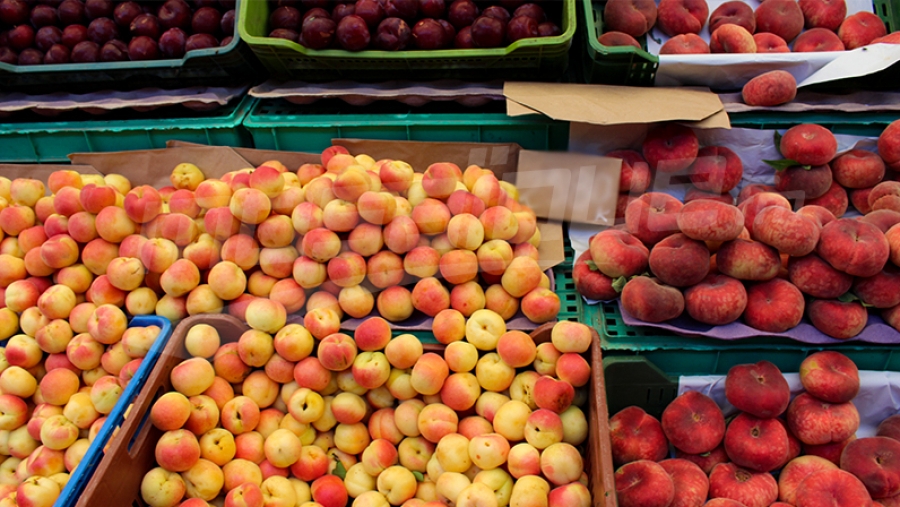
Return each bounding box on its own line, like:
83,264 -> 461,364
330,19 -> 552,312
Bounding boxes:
220,35 -> 231,45
447,0 -> 478,29
87,17 -> 118,44
268,27 -> 299,41
17,48 -> 43,64
354,0 -> 383,27
0,47 -> 17,64
220,8 -> 235,34
130,13 -> 160,39
482,5 -> 510,24
185,32 -> 217,50
270,5 -> 300,29
34,25 -> 62,51
99,38 -> 127,60
418,0 -> 444,18
113,1 -> 141,27
373,16 -> 410,50
192,6 -> 220,34
0,0 -> 30,25
302,7 -> 329,21
30,4 -> 58,27
537,21 -> 560,36
331,2 -> 354,23
454,24 -> 473,46
470,15 -> 504,47
61,23 -> 87,47
70,40 -> 98,61
301,0 -> 331,9
412,17 -> 445,48
301,13 -> 336,48
7,25 -> 35,52
57,0 -> 85,24
192,0 -> 217,7
438,18 -> 455,43
158,0 -> 191,30
384,0 -> 417,21
84,0 -> 111,20
506,15 -> 537,42
219,0 -> 235,9
513,2 -> 546,22
159,26 -> 186,57
128,34 -> 158,59
43,43 -> 69,63
336,14 -> 370,50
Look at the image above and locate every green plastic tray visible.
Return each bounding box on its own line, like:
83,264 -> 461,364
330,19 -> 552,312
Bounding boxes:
581,0 -> 899,86
580,0 -> 657,86
238,0 -> 575,81
0,0 -> 265,94
593,301 -> 900,411
555,228 -> 582,324
0,95 -> 256,164
730,111 -> 898,137
243,99 -> 569,153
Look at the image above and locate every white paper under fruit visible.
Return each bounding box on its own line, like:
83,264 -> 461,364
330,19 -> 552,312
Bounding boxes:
644,0 -> 900,88
679,371 -> 900,437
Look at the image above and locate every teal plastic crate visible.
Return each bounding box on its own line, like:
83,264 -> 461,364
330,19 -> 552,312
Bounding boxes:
57,315 -> 173,507
592,301 -> 900,378
239,0 -> 574,81
554,228 -> 582,324
243,99 -> 569,153
0,0 -> 265,94
0,95 -> 256,164
730,111 -> 898,137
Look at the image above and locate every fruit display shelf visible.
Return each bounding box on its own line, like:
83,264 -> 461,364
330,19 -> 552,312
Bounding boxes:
0,0 -> 265,94
78,314 -> 613,507
0,95 -> 256,164
238,0 -> 575,82
580,0 -> 900,86
57,315 -> 173,507
242,99 -> 570,154
729,109 -> 900,136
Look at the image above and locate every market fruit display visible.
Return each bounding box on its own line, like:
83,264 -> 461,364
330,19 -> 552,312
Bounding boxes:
575,119 -> 900,340
0,0 -> 236,65
600,0 -> 899,53
611,351 -> 900,507
267,0 -> 562,51
137,316 -> 593,506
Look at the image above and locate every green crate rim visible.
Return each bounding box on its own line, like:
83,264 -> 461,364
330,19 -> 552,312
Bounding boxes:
238,0 -> 575,69
0,0 -> 246,76
0,94 -> 256,136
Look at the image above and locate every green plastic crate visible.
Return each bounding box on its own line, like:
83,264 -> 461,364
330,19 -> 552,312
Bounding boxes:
582,0 -> 899,86
592,302 -> 900,404
238,0 -> 575,81
243,99 -> 569,153
0,95 -> 256,164
580,0 -> 657,85
0,0 -> 265,94
730,111 -> 897,137
554,229 -> 582,323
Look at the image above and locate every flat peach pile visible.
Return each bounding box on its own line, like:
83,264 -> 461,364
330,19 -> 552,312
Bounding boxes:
576,119 -> 900,340
612,351 -> 898,507
599,0 -> 899,54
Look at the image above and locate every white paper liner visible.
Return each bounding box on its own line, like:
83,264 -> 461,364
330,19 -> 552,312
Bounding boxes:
0,86 -> 247,116
566,124 -> 875,303
645,0 -> 900,89
679,371 -> 900,437
249,80 -> 505,107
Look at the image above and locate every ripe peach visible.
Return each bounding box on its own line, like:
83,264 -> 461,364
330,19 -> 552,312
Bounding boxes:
659,33 -> 711,53
820,218 -> 889,277
780,124 -> 838,167
756,0 -> 804,42
656,0 -> 709,36
610,406 -> 668,466
839,11 -> 887,49
716,238 -> 780,281
648,233 -> 710,287
684,274 -> 747,325
794,27 -> 845,51
625,192 -> 684,246
621,276 -> 684,323
743,70 -> 798,106
708,462 -> 778,507
807,299 -> 868,339
710,24 -> 757,53
603,0 -> 657,37
710,1 -> 755,32
589,229 -> 649,278
440,249 -> 478,285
